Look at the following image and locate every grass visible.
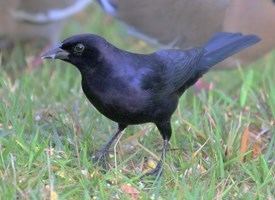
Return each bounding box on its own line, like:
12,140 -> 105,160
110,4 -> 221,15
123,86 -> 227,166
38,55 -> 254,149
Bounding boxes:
0,5 -> 274,200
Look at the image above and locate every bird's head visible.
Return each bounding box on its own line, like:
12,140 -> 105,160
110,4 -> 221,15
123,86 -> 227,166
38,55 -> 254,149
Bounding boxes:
41,34 -> 108,70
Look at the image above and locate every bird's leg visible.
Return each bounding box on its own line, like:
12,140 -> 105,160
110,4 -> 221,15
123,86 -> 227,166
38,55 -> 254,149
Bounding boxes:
143,139 -> 169,178
143,122 -> 171,178
93,123 -> 127,168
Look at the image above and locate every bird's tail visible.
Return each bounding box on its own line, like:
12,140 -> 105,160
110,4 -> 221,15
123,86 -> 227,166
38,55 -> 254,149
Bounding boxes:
199,32 -> 260,69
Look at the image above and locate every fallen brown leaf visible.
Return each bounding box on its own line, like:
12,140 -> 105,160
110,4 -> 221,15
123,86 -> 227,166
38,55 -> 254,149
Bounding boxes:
252,141 -> 262,159
240,126 -> 250,162
120,184 -> 140,200
240,123 -> 270,162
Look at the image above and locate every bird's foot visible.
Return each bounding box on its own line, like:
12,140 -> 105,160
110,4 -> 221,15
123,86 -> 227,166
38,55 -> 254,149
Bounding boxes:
142,162 -> 163,179
92,150 -> 110,170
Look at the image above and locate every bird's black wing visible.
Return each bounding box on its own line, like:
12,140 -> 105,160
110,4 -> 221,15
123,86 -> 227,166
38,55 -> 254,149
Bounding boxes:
143,48 -> 205,95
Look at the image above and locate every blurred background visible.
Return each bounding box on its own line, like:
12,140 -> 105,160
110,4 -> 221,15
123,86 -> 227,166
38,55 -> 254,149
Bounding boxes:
0,1 -> 274,199
2,0 -> 275,68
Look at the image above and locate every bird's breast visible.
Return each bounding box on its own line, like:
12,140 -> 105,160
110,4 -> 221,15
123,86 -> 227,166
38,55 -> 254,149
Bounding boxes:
81,74 -> 153,124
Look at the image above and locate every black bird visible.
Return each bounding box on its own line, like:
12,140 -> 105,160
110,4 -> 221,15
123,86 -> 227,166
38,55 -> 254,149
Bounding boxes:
42,32 -> 260,177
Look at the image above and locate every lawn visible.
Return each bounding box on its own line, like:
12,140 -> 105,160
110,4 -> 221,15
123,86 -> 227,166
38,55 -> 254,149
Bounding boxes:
0,5 -> 274,200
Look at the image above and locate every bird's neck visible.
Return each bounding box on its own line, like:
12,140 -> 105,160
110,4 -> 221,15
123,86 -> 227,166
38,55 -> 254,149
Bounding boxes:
80,64 -> 112,105
79,58 -> 112,85
75,56 -> 104,75
77,64 -> 94,75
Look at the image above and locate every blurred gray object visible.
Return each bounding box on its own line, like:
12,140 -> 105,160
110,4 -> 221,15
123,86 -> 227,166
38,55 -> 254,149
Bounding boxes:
0,0 -> 91,48
97,0 -> 275,68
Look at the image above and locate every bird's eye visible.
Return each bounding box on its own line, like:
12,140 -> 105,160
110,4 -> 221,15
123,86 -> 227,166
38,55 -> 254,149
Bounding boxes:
74,43 -> 85,55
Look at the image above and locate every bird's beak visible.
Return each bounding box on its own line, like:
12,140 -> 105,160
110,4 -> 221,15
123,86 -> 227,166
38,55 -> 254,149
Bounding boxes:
41,46 -> 69,60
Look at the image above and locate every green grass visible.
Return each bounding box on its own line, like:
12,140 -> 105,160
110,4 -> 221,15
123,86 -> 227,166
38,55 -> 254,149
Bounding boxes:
0,5 -> 274,199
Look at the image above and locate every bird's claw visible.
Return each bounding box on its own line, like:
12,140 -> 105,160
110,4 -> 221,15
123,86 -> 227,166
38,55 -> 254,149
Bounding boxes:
141,164 -> 163,179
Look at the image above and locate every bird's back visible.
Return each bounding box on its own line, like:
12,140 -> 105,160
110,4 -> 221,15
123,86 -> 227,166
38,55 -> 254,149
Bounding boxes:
149,33 -> 260,94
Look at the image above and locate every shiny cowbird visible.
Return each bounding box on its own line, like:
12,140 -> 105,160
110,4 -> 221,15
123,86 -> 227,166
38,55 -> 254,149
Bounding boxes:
42,32 -> 260,176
